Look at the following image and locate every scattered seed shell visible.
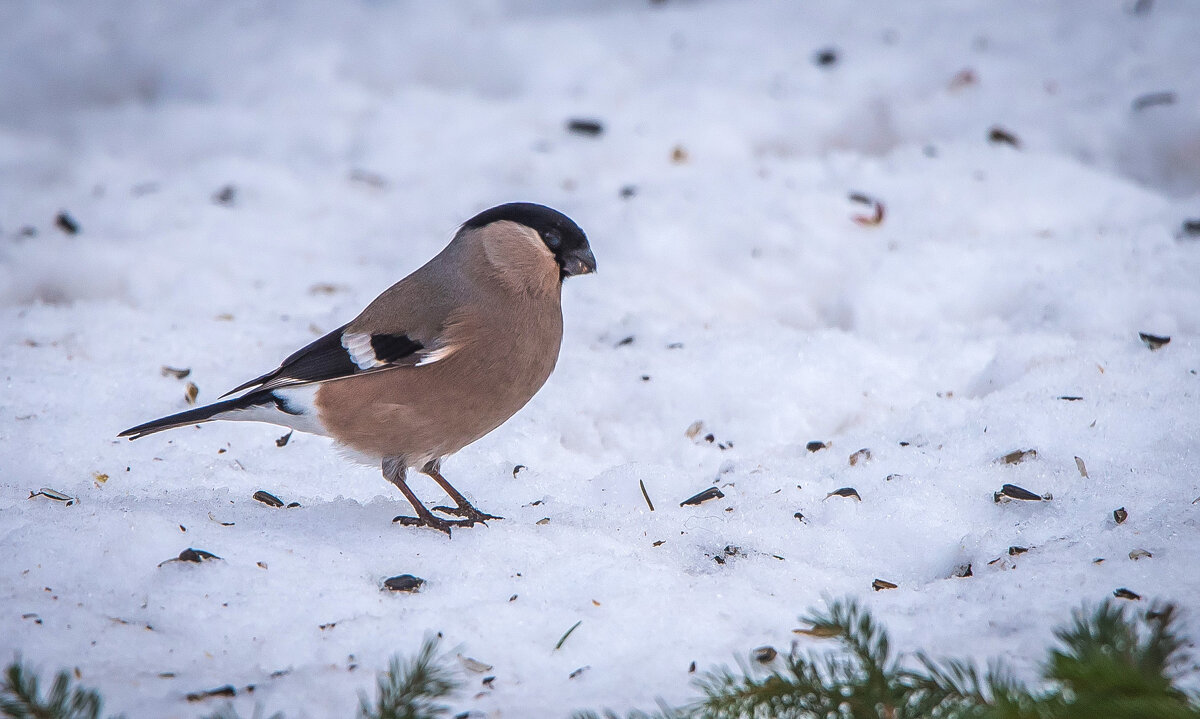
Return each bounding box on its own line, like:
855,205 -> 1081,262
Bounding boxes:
569,666 -> 590,679
793,512 -> 805,523
1132,91 -> 1176,111
1075,456 -> 1088,478
826,487 -> 861,501
794,624 -> 841,638
458,655 -> 493,673
1113,507 -> 1128,524
1138,332 -> 1170,350
178,548 -> 221,563
813,47 -> 838,66
955,563 -> 973,578
512,464 -> 526,477
848,448 -> 872,466
1129,548 -> 1152,561
848,194 -> 885,227
383,575 -> 425,593
994,484 -> 1043,502
186,685 -> 236,702
685,421 -> 705,439
212,185 -> 236,206
1009,546 -> 1029,556
55,211 -> 80,235
253,490 -> 285,508
872,578 -> 898,591
566,118 -> 604,136
670,145 -> 689,163
752,646 -> 777,663
536,517 -> 551,525
1114,588 -> 1141,601
680,487 -> 724,506
30,487 -> 75,504
161,366 -> 191,379
999,448 -> 1037,464
184,382 -> 199,405
275,430 -> 293,447
988,126 -> 1021,147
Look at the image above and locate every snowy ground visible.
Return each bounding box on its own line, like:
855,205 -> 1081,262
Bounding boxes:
2,1 -> 1200,717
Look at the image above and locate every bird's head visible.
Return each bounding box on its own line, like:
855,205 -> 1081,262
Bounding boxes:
463,202 -> 596,281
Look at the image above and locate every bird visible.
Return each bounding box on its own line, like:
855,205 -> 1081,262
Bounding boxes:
119,202 -> 596,535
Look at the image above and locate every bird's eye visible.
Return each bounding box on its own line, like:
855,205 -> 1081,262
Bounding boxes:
544,230 -> 562,249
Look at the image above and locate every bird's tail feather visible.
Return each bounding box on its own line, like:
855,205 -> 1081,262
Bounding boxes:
118,390 -> 278,440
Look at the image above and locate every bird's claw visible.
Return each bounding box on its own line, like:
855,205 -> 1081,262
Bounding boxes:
391,514 -> 476,535
431,505 -> 504,523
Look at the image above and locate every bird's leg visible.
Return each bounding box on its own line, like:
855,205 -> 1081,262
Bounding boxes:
423,459 -> 504,523
383,457 -> 475,535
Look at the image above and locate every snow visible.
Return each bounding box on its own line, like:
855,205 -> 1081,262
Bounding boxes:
2,1 -> 1200,716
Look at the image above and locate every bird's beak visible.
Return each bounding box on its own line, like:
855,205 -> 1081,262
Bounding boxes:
561,246 -> 597,277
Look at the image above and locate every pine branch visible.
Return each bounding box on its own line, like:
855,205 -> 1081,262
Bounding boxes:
0,661 -> 110,719
357,638 -> 459,719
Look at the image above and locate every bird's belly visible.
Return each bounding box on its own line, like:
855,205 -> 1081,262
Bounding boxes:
313,338 -> 559,464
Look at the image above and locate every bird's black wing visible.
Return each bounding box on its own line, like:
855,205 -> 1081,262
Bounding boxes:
220,323 -> 424,397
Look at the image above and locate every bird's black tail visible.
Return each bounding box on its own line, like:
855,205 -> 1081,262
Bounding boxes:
118,390 -> 278,440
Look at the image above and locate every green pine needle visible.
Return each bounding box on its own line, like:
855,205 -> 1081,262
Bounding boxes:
0,661 -> 113,719
357,637 -> 460,719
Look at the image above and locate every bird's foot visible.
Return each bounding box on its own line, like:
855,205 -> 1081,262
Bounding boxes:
432,505 -> 504,524
391,513 -> 477,536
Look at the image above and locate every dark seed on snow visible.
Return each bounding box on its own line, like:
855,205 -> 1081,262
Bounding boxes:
212,185 -> 237,206
275,430 -> 293,447
1139,332 -> 1170,350
161,366 -> 191,379
680,487 -> 724,506
872,578 -> 898,591
569,665 -> 590,679
688,661 -> 696,673
55,211 -> 80,235
813,47 -> 838,67
1114,507 -> 1128,524
806,441 -> 828,452
1181,219 -> 1200,237
185,685 -> 236,702
848,448 -> 872,465
383,575 -> 425,593
752,646 -> 777,663
826,487 -> 861,501
793,512 -> 805,522
1009,546 -> 1029,556
253,491 -> 285,508
566,118 -> 604,136
1113,588 -> 1141,601
286,502 -> 300,508
177,548 -> 221,563
513,464 -> 527,477
988,126 -> 1021,148
616,335 -> 635,347
1058,396 -> 1083,401
994,484 -> 1043,502
619,185 -> 638,199
1131,91 -> 1176,111
955,563 -> 973,578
